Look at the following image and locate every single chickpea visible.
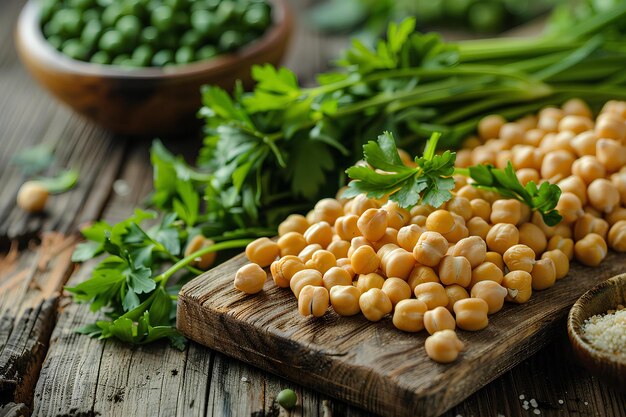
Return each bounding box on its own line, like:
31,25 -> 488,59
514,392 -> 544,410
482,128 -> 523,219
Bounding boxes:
377,243 -> 399,260
478,114 -> 505,140
519,204 -> 531,225
299,243 -> 323,263
558,115 -> 593,134
517,223 -> 547,256
381,248 -> 415,280
393,299 -> 428,332
305,250 -> 336,274
347,236 -> 373,258
574,213 -> 609,241
424,306 -> 456,335
470,261 -> 504,288
298,285 -> 330,317
456,184 -> 482,201
601,100 -> 626,118
447,197 -> 472,222
470,281 -> 507,314
555,192 -> 583,223
595,112 -> 626,141
290,269 -> 323,299
17,181 -> 48,213
485,251 -> 505,272
357,208 -> 388,242
571,131 -> 598,157
612,172 -> 626,206
327,240 -> 350,259
359,288 -> 393,322
500,122 -> 525,145
245,237 -> 280,267
451,236 -> 487,268
537,115 -> 560,133
329,285 -> 361,316
596,139 -> 626,173
453,298 -> 489,331
607,207 -> 626,226
445,284 -> 469,312
541,150 -> 575,182
438,255 -> 472,287
407,265 -> 439,291
382,201 -> 410,229
382,277 -> 412,306
608,220 -> 626,252
413,231 -> 449,267
524,128 -> 545,147
541,250 -> 570,280
351,245 -> 380,275
397,224 -> 424,252
502,270 -> 533,304
442,216 -> 469,244
503,244 -> 536,273
414,282 -> 448,310
547,236 -> 574,260
411,215 -> 427,227
517,114 -> 538,131
530,258 -> 556,290
469,199 -> 490,221
456,149 -> 473,168
574,233 -> 608,266
312,198 -> 343,225
336,257 -> 356,278
271,256 -> 305,288
372,227 -> 399,251
303,221 -> 334,248
425,330 -> 464,363
234,263 -> 267,294
486,223 -> 520,254
411,205 -> 435,217
557,176 -> 588,205
349,194 -> 379,216
278,214 -> 309,236
306,210 -> 316,225
334,215 -> 361,241
516,168 -> 540,186
453,174 -> 468,190
277,232 -> 308,257
356,273 -> 385,293
587,179 -> 620,214
572,156 -> 606,185
426,210 -> 456,235
531,211 -> 557,238
184,235 -> 217,270
563,98 -> 592,118
467,217 -> 491,241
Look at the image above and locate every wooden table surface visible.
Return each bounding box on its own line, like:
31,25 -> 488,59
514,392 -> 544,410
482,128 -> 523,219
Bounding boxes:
0,1 -> 624,416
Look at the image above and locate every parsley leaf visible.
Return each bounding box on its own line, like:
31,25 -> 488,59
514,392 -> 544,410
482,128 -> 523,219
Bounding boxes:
11,144 -> 55,175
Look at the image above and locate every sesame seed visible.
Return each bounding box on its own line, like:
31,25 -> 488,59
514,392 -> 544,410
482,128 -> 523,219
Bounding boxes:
533,409 -> 541,415
585,402 -> 589,406
558,399 -> 564,405
530,399 -> 538,408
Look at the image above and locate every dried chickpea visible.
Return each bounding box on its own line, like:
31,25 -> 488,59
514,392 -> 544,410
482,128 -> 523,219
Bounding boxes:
278,214 -> 309,236
407,265 -> 439,291
351,245 -> 380,275
382,201 -> 410,229
306,210 -> 316,224
517,114 -> 538,131
413,231 -> 449,267
442,216 -> 469,244
531,211 -> 557,238
478,114 -> 505,140
393,299 -> 428,332
322,266 -> 352,290
445,284 -> 469,312
426,210 -> 456,234
411,215 -> 428,227
347,236 -> 373,258
246,237 -> 280,267
397,224 -> 424,252
541,132 -> 576,155
608,220 -> 626,252
500,122 -> 525,145
547,236 -> 574,260
587,179 -> 620,213
467,217 -> 491,240
574,213 -> 609,241
502,270 -> 532,304
607,207 -> 626,226
541,250 -> 569,280
334,215 -> 361,241
359,288 -> 392,322
329,285 -> 361,316
382,278 -> 412,306
572,155 -> 606,185
447,197 -> 472,222
349,194 -> 379,216
381,248 -> 415,280
557,175 -> 588,205
537,112 -> 561,133
596,139 -> 626,173
271,256 -> 305,288
517,223 -> 547,256
574,233 -> 608,267
377,243 -> 399,261
425,330 -> 464,363
612,172 -> 626,205
299,244 -> 323,263
184,235 -> 217,270
457,184 -> 482,201
469,199 -> 490,221
454,298 -> 489,331
336,258 -> 356,278
541,150 -> 574,182
327,240 -> 350,259
456,149 -> 473,167
555,192 -> 583,223
306,250 -> 336,274
453,174 -> 468,190
470,281 -> 507,314
559,115 -> 593,134
438,255 -> 471,287
452,236 -> 487,268
525,129 -> 545,147
411,205 -> 435,217
298,285 -> 329,317
356,273 -> 385,293
290,269 -> 323,299
595,112 -> 626,141
303,221 -> 333,248
503,244 -> 536,273
571,131 -> 597,157
372,228 -> 399,251
414,282 -> 448,310
516,168 -> 540,186
234,263 -> 266,294
486,223 -> 520,254
530,258 -> 556,290
277,232 -> 307,257
424,306 -> 456,335
563,98 -> 592,118
312,198 -> 342,225
485,251 -> 504,272
357,208 -> 388,242
470,261 -> 504,288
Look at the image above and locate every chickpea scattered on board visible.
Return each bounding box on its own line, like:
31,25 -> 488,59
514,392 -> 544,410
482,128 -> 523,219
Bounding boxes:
233,99 -> 626,364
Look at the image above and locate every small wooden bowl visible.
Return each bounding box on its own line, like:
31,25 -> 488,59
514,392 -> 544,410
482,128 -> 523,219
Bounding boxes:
568,274 -> 626,391
15,0 -> 292,136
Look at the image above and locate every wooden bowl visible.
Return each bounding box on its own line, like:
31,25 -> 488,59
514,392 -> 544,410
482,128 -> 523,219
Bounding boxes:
15,0 -> 292,136
567,274 -> 626,391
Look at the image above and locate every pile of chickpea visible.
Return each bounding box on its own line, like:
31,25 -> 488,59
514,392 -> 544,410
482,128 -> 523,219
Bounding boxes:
232,98 -> 626,364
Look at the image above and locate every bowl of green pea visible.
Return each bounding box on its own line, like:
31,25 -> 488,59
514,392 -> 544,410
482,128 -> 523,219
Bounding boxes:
15,0 -> 292,136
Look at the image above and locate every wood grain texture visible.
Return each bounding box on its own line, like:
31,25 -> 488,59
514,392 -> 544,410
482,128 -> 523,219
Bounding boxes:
177,251 -> 626,417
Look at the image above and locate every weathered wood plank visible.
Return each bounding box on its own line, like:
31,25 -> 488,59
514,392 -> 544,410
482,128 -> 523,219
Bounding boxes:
177,250 -> 626,417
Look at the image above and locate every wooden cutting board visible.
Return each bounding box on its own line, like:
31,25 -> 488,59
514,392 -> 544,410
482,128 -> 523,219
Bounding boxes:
177,251 -> 626,417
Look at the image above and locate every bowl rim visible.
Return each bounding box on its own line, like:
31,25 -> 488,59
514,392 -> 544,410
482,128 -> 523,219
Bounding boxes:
567,273 -> 626,366
17,0 -> 292,80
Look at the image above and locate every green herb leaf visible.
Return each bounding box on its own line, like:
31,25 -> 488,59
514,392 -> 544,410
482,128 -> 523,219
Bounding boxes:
11,144 -> 55,175
33,169 -> 79,194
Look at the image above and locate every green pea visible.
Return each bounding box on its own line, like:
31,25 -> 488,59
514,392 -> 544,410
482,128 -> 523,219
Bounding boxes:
196,45 -> 217,60
46,35 -> 63,50
43,20 -> 62,38
39,0 -> 59,24
215,1 -> 236,24
151,49 -> 174,66
180,30 -> 202,47
132,44 -> 153,66
62,39 -> 89,60
191,10 -> 217,35
140,26 -> 159,45
116,15 -> 142,41
165,0 -> 185,10
151,5 -> 175,31
120,0 -> 145,17
243,6 -> 270,30
99,30 -> 125,54
68,0 -> 94,11
120,58 -> 140,67
111,54 -> 130,65
96,0 -> 115,7
276,389 -> 297,410
218,30 -> 243,51
54,9 -> 83,37
81,19 -> 103,49
102,3 -> 124,27
91,50 -> 111,64
83,8 -> 100,22
175,45 -> 194,64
